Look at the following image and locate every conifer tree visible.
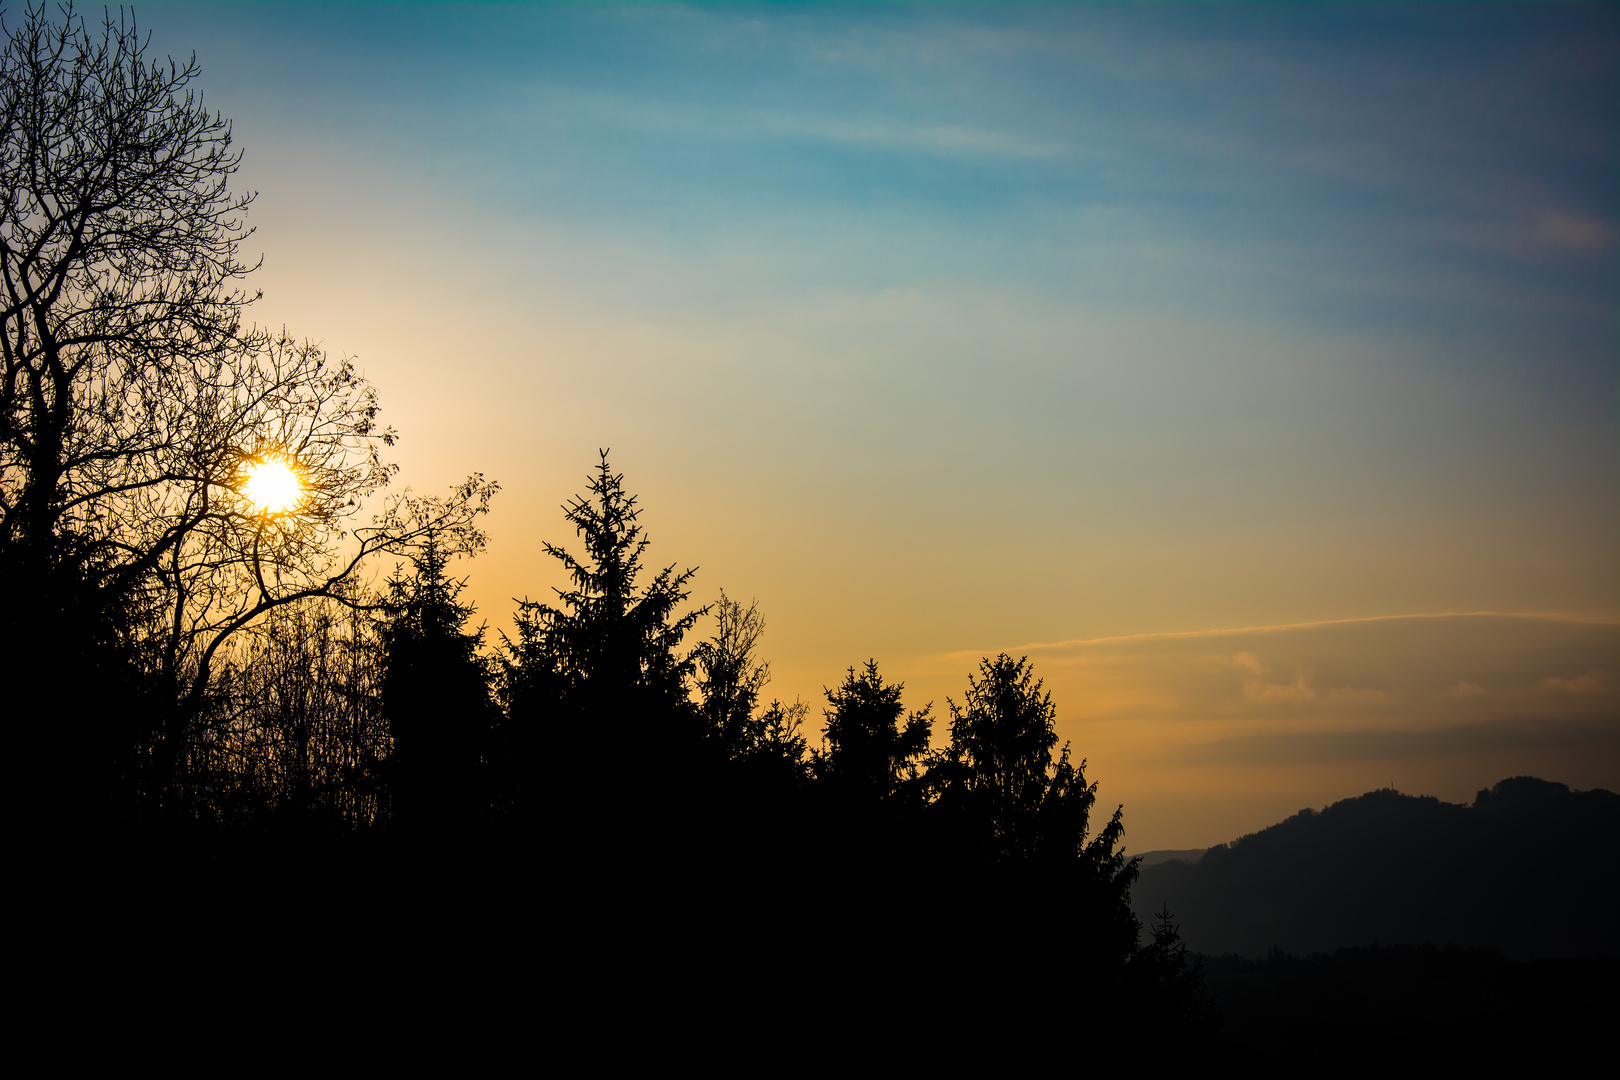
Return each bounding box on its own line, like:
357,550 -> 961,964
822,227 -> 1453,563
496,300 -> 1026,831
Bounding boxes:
501,453 -> 703,822
934,655 -> 1129,875
1129,904 -> 1217,1037
939,653 -> 1059,863
813,660 -> 932,805
933,653 -> 1141,979
381,539 -> 496,833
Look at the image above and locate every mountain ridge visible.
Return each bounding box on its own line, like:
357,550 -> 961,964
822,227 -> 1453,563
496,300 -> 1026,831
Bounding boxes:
1132,776 -> 1619,958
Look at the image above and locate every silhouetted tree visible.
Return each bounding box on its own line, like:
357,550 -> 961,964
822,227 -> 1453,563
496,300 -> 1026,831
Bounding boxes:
381,540 -> 498,834
501,452 -> 703,826
742,698 -> 811,780
0,5 -> 494,827
494,598 -> 566,821
139,361 -> 494,810
692,590 -> 809,781
898,649 -> 1146,1040
1129,903 -> 1217,1037
0,1 -> 253,829
935,653 -> 1135,892
188,589 -> 388,830
693,591 -> 769,752
813,659 -> 932,806
1,3 -> 255,584
936,653 -> 1059,864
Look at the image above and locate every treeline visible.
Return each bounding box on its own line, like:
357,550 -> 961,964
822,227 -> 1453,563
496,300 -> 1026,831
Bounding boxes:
115,457 -> 1113,844
34,451 -> 1218,1046
77,452 -> 1138,871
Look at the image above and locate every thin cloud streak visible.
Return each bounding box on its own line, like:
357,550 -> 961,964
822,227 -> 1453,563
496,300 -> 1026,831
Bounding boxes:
941,611 -> 1620,660
920,612 -> 1620,845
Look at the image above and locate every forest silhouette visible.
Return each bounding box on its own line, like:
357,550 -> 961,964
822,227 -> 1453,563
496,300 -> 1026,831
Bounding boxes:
3,5 -> 1612,1061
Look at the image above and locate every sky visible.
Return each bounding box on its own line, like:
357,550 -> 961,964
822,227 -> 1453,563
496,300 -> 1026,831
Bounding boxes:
138,1 -> 1617,848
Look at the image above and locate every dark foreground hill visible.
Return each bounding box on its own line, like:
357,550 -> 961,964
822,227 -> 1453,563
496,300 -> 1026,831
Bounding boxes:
1134,776 -> 1619,958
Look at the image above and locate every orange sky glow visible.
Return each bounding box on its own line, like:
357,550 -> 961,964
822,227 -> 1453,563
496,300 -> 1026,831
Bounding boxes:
142,3 -> 1618,849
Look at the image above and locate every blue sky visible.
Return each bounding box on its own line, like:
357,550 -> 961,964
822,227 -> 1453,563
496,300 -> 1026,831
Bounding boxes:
172,2 -> 1617,331
139,2 -> 1618,844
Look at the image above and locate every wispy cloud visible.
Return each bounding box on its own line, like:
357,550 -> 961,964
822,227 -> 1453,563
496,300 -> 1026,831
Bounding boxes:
1540,670 -> 1611,696
919,612 -> 1619,843
940,611 -> 1619,657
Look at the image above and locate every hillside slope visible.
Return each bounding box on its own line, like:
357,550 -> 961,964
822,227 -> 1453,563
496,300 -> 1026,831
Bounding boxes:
1133,776 -> 1619,957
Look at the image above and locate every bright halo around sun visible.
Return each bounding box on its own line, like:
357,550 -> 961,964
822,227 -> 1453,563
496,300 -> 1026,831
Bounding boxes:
245,457 -> 303,515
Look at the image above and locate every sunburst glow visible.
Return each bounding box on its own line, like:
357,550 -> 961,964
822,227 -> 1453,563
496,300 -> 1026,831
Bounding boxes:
244,457 -> 303,514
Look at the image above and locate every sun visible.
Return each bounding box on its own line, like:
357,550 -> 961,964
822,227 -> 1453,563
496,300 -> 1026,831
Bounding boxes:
244,457 -> 303,514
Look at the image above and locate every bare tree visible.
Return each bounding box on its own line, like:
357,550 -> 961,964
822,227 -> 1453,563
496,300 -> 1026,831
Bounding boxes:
0,5 -> 494,815
0,3 -> 257,585
184,589 -> 390,830
692,590 -> 809,773
139,330 -> 496,800
693,590 -> 771,749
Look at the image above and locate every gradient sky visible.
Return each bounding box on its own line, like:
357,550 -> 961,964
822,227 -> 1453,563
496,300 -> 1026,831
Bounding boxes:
139,1 -> 1617,848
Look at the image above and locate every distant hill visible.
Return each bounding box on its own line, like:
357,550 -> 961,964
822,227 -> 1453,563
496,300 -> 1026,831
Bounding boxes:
1134,848 -> 1207,867
1132,776 -> 1620,958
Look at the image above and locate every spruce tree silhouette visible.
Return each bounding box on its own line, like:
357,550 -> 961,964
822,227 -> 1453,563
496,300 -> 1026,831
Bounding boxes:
380,539 -> 497,836
814,659 -> 932,807
501,452 -> 703,839
938,652 -> 1060,865
1129,903 -> 1217,1039
917,653 -> 1146,1035
938,654 -> 1135,890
